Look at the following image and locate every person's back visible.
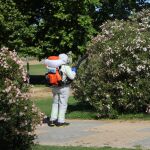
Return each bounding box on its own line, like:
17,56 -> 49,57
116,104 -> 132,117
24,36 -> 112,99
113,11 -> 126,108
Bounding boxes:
59,64 -> 76,86
48,53 -> 76,127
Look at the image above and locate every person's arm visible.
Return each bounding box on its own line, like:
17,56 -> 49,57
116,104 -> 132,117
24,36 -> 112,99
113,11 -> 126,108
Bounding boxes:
65,66 -> 76,80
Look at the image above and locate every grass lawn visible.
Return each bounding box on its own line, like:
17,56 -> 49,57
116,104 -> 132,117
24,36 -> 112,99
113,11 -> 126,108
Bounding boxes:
33,96 -> 150,120
33,96 -> 97,119
28,64 -> 46,75
33,145 -> 139,150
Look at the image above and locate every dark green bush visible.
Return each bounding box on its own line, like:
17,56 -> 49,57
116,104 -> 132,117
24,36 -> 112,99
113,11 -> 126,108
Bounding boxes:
73,9 -> 150,118
0,47 -> 42,150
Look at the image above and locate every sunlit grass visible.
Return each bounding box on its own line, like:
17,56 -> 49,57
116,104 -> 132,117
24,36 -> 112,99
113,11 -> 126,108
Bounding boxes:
33,96 -> 150,120
33,96 -> 97,119
32,145 -> 139,150
29,64 -> 46,75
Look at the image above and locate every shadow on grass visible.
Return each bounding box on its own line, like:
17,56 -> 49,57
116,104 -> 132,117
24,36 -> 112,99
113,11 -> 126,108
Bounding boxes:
67,101 -> 97,119
68,102 -> 95,112
29,75 -> 47,85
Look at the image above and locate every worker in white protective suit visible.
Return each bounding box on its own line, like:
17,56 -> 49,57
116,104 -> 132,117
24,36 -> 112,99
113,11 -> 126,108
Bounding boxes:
48,53 -> 76,127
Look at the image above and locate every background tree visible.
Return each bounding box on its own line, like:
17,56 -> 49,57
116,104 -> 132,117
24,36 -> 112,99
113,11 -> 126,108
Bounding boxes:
0,0 -> 150,58
93,0 -> 150,30
0,0 -> 39,57
13,0 -> 100,59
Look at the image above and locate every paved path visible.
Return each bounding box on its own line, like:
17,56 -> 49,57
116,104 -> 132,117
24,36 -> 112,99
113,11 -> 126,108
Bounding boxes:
35,119 -> 150,149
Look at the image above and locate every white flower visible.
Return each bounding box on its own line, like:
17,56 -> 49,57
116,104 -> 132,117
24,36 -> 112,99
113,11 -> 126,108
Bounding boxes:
143,47 -> 147,51
126,67 -> 132,74
136,65 -> 145,72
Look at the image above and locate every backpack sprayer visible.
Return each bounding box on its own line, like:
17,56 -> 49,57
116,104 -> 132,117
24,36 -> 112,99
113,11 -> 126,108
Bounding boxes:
66,53 -> 89,84
73,53 -> 89,72
44,53 -> 88,86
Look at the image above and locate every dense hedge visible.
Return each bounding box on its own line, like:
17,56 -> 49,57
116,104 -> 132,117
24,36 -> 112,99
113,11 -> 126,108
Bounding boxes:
73,9 -> 150,118
0,47 -> 42,150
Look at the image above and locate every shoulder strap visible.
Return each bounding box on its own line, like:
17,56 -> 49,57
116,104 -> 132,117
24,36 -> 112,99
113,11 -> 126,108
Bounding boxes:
58,65 -> 63,77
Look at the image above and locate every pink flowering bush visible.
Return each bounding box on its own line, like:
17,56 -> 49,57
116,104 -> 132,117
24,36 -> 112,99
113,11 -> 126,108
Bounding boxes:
0,47 -> 42,149
73,9 -> 150,118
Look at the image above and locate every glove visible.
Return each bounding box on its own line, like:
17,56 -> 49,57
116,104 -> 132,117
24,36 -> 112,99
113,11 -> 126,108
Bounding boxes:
71,67 -> 77,73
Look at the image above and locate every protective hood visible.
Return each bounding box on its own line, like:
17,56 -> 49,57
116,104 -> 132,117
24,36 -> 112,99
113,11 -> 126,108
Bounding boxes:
59,53 -> 69,64
43,53 -> 68,68
44,59 -> 63,68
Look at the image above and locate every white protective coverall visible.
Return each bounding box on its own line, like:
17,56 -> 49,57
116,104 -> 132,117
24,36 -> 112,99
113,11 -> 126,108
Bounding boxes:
50,54 -> 76,123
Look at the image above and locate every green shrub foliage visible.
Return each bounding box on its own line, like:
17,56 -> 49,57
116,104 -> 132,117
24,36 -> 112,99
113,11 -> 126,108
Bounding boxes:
73,9 -> 150,118
0,47 -> 42,150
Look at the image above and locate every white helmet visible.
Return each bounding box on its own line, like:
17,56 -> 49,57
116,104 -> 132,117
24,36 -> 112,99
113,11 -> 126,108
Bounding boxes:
59,53 -> 69,64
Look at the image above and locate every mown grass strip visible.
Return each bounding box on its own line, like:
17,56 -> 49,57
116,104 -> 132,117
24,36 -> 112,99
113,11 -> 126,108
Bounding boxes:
26,64 -> 46,75
33,145 -> 139,150
33,96 -> 150,120
33,96 -> 97,119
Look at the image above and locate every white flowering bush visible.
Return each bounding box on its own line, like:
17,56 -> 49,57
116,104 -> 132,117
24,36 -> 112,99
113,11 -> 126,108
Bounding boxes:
0,47 -> 42,150
73,9 -> 150,118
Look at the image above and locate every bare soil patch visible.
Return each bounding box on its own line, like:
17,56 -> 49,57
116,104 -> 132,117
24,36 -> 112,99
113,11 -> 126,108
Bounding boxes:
29,86 -> 52,99
29,86 -> 74,99
28,60 -> 41,65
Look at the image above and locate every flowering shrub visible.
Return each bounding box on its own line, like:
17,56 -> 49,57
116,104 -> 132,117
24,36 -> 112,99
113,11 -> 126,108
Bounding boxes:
73,9 -> 150,118
0,47 -> 42,150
